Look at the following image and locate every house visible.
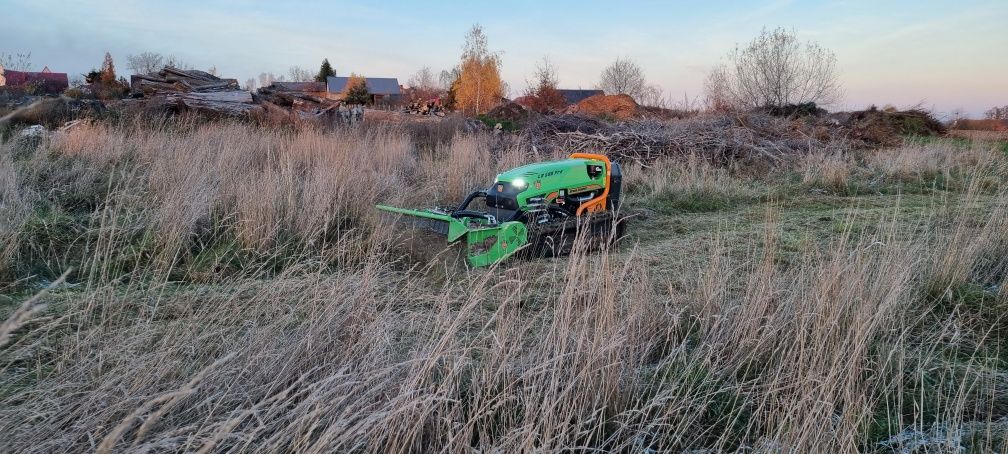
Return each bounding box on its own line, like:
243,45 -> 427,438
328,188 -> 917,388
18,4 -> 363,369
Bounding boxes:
269,81 -> 327,97
0,65 -> 69,94
326,76 -> 401,104
557,89 -> 604,105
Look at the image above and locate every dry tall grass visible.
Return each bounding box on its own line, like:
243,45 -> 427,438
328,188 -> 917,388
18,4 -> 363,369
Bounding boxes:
1,121 -> 515,282
1,121 -> 1006,452
868,140 -> 1006,184
800,151 -> 851,189
625,155 -> 764,213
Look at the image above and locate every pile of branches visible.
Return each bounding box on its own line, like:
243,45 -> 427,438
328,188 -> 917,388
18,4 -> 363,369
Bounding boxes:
525,113 -> 851,166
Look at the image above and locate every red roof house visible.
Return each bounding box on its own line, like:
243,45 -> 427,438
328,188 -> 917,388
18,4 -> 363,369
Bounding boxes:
0,65 -> 69,94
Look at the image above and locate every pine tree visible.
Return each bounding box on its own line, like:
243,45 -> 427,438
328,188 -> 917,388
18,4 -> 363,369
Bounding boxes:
100,52 -> 116,84
84,69 -> 102,84
315,58 -> 335,83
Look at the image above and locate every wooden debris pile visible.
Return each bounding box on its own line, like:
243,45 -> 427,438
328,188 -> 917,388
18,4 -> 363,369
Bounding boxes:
127,67 -> 253,117
404,99 -> 445,116
164,90 -> 257,116
128,67 -> 352,122
254,84 -> 341,119
130,67 -> 239,95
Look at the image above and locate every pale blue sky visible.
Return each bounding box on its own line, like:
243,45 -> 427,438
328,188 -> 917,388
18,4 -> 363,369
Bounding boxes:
3,0 -> 1006,117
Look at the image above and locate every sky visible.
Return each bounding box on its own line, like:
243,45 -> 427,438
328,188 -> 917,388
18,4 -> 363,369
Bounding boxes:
2,0 -> 1006,118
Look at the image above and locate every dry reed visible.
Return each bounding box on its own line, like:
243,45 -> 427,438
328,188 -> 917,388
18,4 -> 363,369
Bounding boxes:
0,120 -> 1006,452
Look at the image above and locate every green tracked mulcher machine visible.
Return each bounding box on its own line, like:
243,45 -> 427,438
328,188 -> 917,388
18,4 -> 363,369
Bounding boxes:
377,153 -> 624,267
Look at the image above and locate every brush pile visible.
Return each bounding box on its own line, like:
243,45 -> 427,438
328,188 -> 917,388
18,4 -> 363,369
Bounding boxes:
527,113 -> 848,166
522,105 -> 950,166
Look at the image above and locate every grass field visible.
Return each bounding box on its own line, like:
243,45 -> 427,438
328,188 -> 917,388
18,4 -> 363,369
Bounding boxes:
1,120 -> 1007,452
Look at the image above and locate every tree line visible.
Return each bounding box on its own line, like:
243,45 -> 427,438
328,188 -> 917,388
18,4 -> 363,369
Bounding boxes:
7,26 -> 1004,118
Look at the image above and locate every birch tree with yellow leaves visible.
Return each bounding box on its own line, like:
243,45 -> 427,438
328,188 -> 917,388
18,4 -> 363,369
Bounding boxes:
454,24 -> 503,115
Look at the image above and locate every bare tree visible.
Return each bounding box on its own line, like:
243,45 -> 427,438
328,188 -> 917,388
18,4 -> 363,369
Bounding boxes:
408,66 -> 436,90
705,27 -> 841,110
206,66 -> 219,77
258,72 -> 283,88
638,84 -> 669,109
0,51 -> 32,71
597,57 -> 647,100
406,66 -> 441,102
126,52 -> 164,74
287,66 -> 313,82
165,54 -> 189,70
438,68 -> 459,91
245,78 -> 256,92
985,106 -> 1008,120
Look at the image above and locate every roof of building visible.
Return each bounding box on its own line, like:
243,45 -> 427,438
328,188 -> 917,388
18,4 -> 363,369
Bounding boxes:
271,81 -> 326,92
1,68 -> 69,89
326,76 -> 401,95
557,89 -> 605,105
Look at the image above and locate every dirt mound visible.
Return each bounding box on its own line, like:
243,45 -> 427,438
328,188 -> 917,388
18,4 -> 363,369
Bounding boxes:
843,107 -> 946,146
569,94 -> 639,120
952,119 -> 1008,131
485,101 -> 530,124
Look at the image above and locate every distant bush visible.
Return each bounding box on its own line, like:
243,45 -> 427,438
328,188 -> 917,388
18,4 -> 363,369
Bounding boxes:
63,87 -> 84,99
342,74 -> 370,105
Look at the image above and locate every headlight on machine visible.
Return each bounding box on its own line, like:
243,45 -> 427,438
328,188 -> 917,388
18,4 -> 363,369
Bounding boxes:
511,178 -> 527,189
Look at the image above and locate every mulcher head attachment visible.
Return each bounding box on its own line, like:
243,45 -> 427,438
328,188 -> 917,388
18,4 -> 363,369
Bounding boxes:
376,205 -> 528,267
